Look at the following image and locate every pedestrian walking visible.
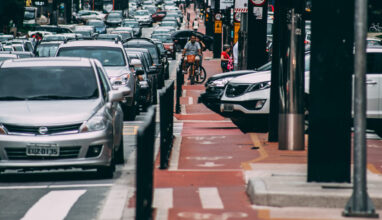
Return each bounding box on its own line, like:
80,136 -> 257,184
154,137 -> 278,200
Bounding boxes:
193,18 -> 199,32
221,44 -> 231,72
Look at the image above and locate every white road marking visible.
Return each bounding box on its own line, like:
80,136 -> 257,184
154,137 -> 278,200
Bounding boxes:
198,187 -> 224,209
155,208 -> 169,220
188,97 -> 193,105
21,190 -> 86,220
153,188 -> 173,209
197,162 -> 224,168
0,183 -> 112,190
169,136 -> 182,171
186,156 -> 233,161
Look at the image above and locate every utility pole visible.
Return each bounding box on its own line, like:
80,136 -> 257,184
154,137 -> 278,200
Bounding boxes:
268,0 -> 288,142
343,0 -> 379,217
246,0 -> 268,69
307,0 -> 353,182
212,0 -> 222,58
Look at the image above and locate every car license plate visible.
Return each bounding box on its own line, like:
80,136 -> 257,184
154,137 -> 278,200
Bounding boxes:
26,144 -> 59,157
223,104 -> 234,112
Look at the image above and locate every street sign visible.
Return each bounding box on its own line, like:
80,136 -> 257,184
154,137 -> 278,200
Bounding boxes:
234,12 -> 241,22
234,22 -> 240,43
250,0 -> 266,6
215,13 -> 222,20
220,0 -> 234,9
235,0 -> 248,13
214,20 -> 222,34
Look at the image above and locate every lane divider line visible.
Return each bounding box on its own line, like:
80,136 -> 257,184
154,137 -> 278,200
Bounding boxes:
21,190 -> 86,220
241,133 -> 269,170
198,187 -> 224,209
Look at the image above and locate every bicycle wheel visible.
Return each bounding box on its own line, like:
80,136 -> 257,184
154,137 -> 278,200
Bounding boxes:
195,66 -> 207,84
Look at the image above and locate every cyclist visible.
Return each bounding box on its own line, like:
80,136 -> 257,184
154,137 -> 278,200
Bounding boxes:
182,34 -> 202,77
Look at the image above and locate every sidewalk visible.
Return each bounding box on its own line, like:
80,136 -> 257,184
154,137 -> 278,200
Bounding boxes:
138,5 -> 382,220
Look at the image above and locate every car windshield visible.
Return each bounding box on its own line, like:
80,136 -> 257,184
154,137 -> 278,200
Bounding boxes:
24,11 -> 35,19
74,31 -> 92,37
123,22 -> 139,28
36,44 -> 60,57
57,47 -> 126,66
152,35 -> 172,43
88,21 -> 104,27
111,32 -> 132,39
0,67 -> 99,100
126,43 -> 159,63
135,11 -> 149,16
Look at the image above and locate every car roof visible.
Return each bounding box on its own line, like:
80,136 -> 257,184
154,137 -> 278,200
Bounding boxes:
0,57 -> 92,68
125,39 -> 154,46
59,40 -> 123,48
0,54 -> 18,58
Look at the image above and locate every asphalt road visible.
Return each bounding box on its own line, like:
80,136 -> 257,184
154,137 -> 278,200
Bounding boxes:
0,24 -> 180,220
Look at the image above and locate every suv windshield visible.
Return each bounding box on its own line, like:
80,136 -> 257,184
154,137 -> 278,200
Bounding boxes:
152,35 -> 172,43
57,47 -> 126,66
0,67 -> 99,100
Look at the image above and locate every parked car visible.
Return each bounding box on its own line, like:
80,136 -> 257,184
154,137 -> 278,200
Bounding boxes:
0,57 -> 130,178
122,19 -> 142,37
87,19 -> 107,34
171,30 -> 214,51
219,49 -> 382,136
151,39 -> 170,78
199,70 -> 258,114
56,40 -> 138,120
105,11 -> 123,27
151,33 -> 176,59
134,10 -> 153,26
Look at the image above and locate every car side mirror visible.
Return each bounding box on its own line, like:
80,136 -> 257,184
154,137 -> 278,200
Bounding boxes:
109,87 -> 131,102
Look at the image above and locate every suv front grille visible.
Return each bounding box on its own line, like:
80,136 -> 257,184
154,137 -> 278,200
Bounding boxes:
225,84 -> 249,97
3,124 -> 82,135
5,146 -> 81,160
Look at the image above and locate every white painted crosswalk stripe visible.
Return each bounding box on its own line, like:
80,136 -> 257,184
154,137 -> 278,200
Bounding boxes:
21,190 -> 86,220
153,188 -> 173,209
198,187 -> 224,209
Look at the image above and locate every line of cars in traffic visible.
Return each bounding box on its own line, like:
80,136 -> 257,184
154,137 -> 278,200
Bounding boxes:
0,0 -> 191,178
199,47 -> 382,137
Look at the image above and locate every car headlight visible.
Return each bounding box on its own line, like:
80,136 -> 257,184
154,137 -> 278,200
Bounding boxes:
210,77 -> 234,88
0,124 -> 8,135
246,81 -> 271,93
80,113 -> 107,133
110,73 -> 130,86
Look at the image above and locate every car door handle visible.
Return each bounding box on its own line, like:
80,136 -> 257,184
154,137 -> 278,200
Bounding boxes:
366,80 -> 378,85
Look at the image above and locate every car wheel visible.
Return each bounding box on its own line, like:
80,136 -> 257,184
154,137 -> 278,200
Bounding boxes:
97,152 -> 115,179
115,134 -> 124,164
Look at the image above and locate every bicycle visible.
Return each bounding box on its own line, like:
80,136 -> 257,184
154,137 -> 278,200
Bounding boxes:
185,55 -> 206,85
369,23 -> 382,32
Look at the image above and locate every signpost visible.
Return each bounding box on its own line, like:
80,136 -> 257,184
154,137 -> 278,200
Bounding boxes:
215,20 -> 223,33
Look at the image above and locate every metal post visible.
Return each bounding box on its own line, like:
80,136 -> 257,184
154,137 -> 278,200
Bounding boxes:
343,0 -> 379,217
278,6 -> 305,150
238,12 -> 247,69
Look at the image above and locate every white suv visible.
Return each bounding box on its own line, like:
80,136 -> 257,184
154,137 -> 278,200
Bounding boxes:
221,50 -> 382,136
